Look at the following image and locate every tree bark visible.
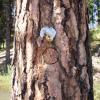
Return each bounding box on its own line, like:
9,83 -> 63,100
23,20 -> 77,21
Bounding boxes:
12,0 -> 94,100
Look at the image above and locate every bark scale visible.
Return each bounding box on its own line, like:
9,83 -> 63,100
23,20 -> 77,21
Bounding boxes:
12,0 -> 94,100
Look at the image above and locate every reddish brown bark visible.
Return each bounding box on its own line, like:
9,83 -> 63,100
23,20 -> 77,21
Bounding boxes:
12,0 -> 94,100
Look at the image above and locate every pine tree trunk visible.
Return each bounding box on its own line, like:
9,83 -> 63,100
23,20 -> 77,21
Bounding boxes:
12,0 -> 94,100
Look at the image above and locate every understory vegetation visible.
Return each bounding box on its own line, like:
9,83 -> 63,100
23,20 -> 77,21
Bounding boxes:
90,26 -> 100,100
0,67 -> 11,91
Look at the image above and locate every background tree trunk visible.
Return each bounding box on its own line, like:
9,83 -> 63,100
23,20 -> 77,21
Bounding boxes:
12,0 -> 94,100
97,0 -> 100,25
5,3 -> 11,73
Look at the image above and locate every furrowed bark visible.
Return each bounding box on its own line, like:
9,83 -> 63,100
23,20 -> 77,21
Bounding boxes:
12,0 -> 94,100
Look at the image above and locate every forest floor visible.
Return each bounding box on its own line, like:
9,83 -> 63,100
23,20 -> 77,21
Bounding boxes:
92,55 -> 100,100
0,49 -> 13,91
